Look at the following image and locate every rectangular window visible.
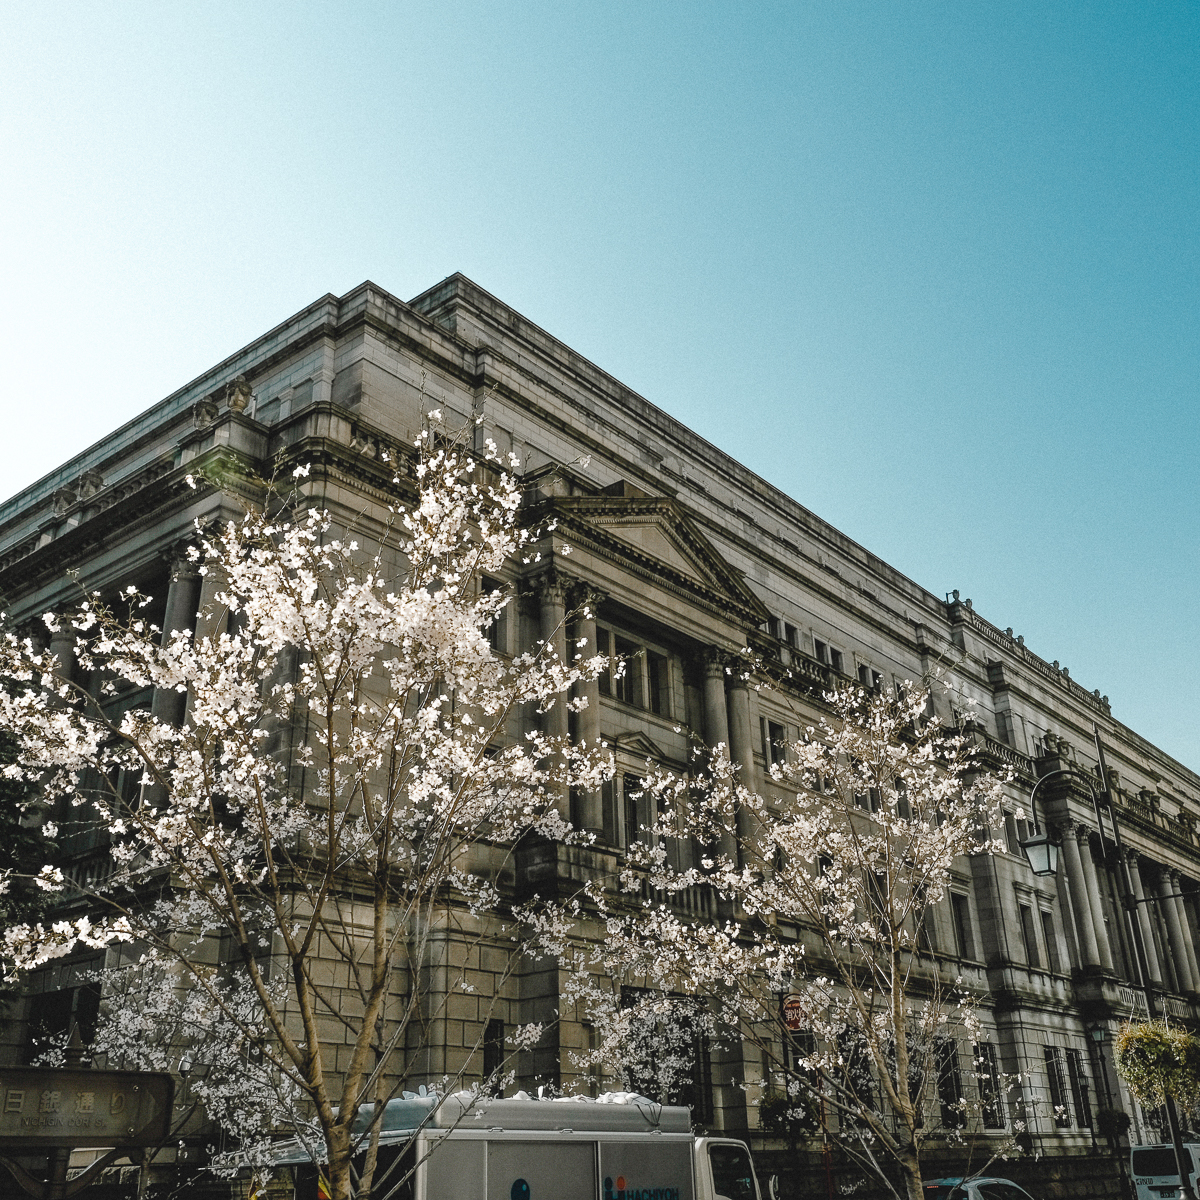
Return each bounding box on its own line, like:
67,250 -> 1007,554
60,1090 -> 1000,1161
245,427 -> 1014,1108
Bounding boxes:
1004,812 -> 1020,855
974,1042 -> 1005,1129
613,636 -> 641,706
601,778 -> 618,845
917,902 -> 939,954
768,616 -> 783,640
1018,901 -> 1041,969
1044,1047 -> 1071,1127
936,1040 -> 965,1128
951,893 -> 975,961
829,647 -> 844,674
857,664 -> 883,691
483,1019 -> 505,1095
1065,1048 -> 1092,1129
647,651 -> 670,716
1040,910 -> 1061,973
623,775 -> 644,848
813,637 -> 828,664
784,623 -> 799,649
596,626 -> 612,693
763,720 -> 786,766
481,576 -> 505,652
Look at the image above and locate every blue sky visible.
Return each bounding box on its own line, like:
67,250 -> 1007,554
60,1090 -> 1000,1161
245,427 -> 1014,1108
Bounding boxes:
1,3 -> 1197,768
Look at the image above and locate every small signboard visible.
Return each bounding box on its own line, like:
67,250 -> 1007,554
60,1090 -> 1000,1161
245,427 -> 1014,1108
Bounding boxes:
0,1067 -> 173,1149
781,993 -> 806,1033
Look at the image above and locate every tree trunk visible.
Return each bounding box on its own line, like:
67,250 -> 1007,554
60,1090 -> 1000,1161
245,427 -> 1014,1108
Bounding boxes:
899,1142 -> 924,1200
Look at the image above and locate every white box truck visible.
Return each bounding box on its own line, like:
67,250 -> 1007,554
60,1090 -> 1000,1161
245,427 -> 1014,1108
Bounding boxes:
1130,1141 -> 1200,1200
276,1092 -> 775,1200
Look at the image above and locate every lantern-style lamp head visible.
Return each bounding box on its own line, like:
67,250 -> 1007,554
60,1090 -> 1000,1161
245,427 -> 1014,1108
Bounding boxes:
1020,827 -> 1060,877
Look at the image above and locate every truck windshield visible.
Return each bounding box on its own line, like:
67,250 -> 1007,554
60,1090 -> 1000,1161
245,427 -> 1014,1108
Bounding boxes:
709,1144 -> 758,1200
1133,1148 -> 1186,1177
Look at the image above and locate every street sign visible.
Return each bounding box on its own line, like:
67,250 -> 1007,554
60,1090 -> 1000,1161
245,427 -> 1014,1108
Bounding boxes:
0,1067 -> 174,1149
781,993 -> 806,1033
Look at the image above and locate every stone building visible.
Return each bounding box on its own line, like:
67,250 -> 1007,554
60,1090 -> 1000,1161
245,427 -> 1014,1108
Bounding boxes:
2,274 -> 1199,1196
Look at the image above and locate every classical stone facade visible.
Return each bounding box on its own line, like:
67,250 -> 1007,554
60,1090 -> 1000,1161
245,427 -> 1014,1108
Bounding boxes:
2,274 -> 1198,1197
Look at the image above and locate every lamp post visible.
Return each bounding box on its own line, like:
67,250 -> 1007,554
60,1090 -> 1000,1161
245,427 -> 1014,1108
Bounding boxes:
1020,731 -> 1197,1200
1018,770 -> 1065,878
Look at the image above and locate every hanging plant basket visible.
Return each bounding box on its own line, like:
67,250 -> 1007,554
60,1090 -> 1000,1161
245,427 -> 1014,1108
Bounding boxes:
1114,1021 -> 1200,1107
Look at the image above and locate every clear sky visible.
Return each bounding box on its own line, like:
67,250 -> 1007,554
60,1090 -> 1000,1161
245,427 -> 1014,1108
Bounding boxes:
1,4 -> 1197,768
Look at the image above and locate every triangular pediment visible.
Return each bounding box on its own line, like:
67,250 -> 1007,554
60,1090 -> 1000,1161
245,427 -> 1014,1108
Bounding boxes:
613,731 -> 665,760
597,514 -> 711,585
547,495 -> 770,626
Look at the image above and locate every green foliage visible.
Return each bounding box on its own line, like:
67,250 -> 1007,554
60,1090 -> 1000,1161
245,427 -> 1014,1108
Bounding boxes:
1115,1021 -> 1200,1107
1096,1106 -> 1132,1140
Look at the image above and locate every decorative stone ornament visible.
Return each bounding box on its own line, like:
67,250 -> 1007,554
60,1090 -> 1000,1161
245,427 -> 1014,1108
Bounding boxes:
226,375 -> 253,413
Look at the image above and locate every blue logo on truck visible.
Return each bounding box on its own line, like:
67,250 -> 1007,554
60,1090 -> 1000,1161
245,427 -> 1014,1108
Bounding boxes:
603,1176 -> 680,1200
511,1181 -> 530,1200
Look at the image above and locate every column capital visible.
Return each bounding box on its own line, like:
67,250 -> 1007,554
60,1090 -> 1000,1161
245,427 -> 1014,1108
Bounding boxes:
528,567 -> 579,608
569,581 -> 607,614
165,540 -> 202,581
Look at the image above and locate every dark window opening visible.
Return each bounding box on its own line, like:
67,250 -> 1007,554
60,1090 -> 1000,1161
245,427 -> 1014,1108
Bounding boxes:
1018,902 -> 1041,969
1044,1046 -> 1071,1127
482,1018 -> 505,1095
763,720 -> 786,766
1040,910 -> 1061,973
1066,1048 -> 1092,1129
951,893 -> 975,961
975,1041 -> 1005,1129
624,775 -> 644,848
937,1039 -> 965,1128
648,651 -> 669,716
613,635 -> 640,706
27,982 -> 101,1062
620,988 -> 713,1124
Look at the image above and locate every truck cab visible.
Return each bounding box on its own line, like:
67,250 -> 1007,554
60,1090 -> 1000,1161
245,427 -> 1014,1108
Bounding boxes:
278,1092 -> 770,1200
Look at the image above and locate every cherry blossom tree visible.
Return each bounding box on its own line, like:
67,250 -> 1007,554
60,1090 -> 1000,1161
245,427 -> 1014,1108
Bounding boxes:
572,679 -> 1009,1200
0,419 -> 609,1200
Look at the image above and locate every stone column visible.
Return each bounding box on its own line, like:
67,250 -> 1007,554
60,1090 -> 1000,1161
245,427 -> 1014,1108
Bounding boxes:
1127,851 -> 1164,987
702,650 -> 739,865
1172,872 -> 1200,992
573,605 -> 604,834
1074,827 -> 1115,972
151,551 -> 201,728
1058,821 -> 1102,969
1158,868 -> 1196,994
47,619 -> 78,698
538,577 -> 571,821
185,565 -> 229,724
726,680 -> 757,862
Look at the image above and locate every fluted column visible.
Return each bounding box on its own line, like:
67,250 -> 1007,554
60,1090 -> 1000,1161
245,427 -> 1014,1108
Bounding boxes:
1156,868 -> 1195,988
1172,872 -> 1200,992
1059,821 -> 1102,968
726,680 -> 758,861
701,646 -> 749,1133
151,551 -> 201,728
1127,851 -> 1164,987
1074,827 -> 1115,972
573,605 -> 604,834
702,649 -> 739,867
538,578 -> 571,821
702,649 -> 731,756
47,619 -> 78,698
185,564 -> 229,724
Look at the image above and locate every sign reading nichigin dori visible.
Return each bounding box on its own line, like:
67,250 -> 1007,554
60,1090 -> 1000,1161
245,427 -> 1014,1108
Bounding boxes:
0,1068 -> 173,1149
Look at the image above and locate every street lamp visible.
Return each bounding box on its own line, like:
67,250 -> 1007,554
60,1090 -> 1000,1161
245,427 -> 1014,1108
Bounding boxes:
1019,771 -> 1066,878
